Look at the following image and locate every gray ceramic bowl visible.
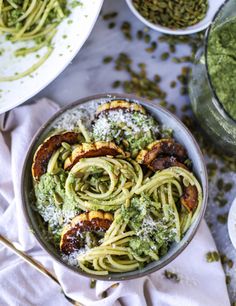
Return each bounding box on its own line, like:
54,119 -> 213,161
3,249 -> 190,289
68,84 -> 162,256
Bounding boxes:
21,93 -> 208,281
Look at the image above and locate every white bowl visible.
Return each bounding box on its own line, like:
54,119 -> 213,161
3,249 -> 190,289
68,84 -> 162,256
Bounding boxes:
0,0 -> 103,114
228,197 -> 236,250
125,0 -> 225,35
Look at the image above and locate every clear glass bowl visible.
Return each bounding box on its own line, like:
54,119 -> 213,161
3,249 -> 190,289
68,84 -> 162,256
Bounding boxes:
189,0 -> 236,155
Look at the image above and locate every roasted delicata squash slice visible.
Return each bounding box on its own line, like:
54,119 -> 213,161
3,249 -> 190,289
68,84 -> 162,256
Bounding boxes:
149,156 -> 188,171
60,211 -> 113,254
180,185 -> 198,212
64,141 -> 126,170
32,132 -> 81,181
136,139 -> 188,170
96,100 -> 146,116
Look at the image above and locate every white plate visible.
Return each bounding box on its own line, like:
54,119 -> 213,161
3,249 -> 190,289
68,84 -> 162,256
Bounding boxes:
0,0 -> 103,114
125,0 -> 225,35
228,197 -> 236,250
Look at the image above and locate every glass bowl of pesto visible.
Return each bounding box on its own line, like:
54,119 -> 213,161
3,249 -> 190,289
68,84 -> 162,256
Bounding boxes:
189,0 -> 236,155
21,93 -> 208,281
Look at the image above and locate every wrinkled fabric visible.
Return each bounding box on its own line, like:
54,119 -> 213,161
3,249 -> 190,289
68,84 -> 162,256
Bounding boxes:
0,99 -> 230,306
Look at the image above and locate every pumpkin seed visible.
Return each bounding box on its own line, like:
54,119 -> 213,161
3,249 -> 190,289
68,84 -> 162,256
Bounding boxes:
170,81 -> 176,88
103,12 -> 118,20
81,183 -> 89,192
90,279 -> 96,289
61,150 -> 71,161
124,182 -> 133,189
108,22 -> 115,29
112,80 -> 121,88
136,30 -> 143,39
100,175 -> 110,182
122,139 -> 129,148
161,52 -> 169,61
145,41 -> 157,53
103,56 -> 113,64
61,142 -> 71,150
144,34 -> 151,44
54,175 -> 60,184
75,181 -> 84,192
53,192 -> 63,205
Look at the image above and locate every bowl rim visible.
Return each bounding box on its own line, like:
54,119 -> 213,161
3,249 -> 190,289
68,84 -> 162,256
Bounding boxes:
21,93 -> 208,281
125,0 -> 223,35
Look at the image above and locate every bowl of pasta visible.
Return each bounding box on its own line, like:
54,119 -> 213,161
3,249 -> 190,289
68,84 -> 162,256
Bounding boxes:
21,93 -> 208,280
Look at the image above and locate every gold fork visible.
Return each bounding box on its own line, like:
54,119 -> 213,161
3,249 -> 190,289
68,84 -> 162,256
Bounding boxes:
0,234 -> 83,306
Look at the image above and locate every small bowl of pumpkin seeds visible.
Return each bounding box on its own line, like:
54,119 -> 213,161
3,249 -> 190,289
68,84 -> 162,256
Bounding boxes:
125,0 -> 225,35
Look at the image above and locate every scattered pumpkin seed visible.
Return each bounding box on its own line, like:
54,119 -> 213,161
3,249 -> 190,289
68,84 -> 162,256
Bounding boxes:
112,80 -> 121,88
103,56 -> 113,64
180,87 -> 188,95
145,41 -> 157,53
164,270 -> 180,283
220,254 -> 234,269
161,52 -> 169,61
90,279 -> 96,288
226,275 -> 231,285
181,104 -> 190,112
217,213 -> 228,224
103,12 -> 118,20
224,182 -> 233,192
159,100 -> 168,107
109,53 -> 166,101
206,251 -> 220,262
108,22 -> 115,29
144,34 -> 151,44
170,80 -> 176,88
121,21 -> 132,41
169,44 -> 176,53
168,104 -> 176,114
136,30 -> 143,39
154,74 -> 161,83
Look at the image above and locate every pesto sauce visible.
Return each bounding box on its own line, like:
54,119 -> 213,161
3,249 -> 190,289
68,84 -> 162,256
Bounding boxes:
120,194 -> 176,259
207,17 -> 236,121
34,171 -> 79,234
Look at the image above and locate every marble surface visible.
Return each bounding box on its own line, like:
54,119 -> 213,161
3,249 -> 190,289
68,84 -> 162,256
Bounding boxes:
31,0 -> 235,303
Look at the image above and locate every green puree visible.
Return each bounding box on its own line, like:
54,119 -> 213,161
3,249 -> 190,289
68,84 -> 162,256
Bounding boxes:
34,171 -> 79,235
120,194 -> 176,260
207,17 -> 236,121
